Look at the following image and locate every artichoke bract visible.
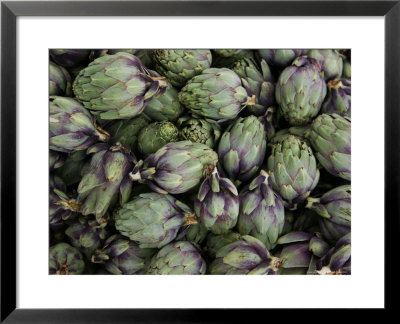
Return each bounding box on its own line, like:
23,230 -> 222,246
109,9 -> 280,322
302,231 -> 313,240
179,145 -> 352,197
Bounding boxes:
65,216 -> 108,259
50,97 -> 110,153
276,231 -> 330,274
218,115 -> 266,185
143,83 -> 184,121
316,233 -> 351,275
178,223 -> 209,245
77,143 -> 135,220
258,106 -> 277,140
343,60 -> 351,79
307,113 -> 351,180
130,141 -> 218,194
49,150 -> 66,171
49,62 -> 72,96
177,116 -> 221,148
147,241 -> 206,275
308,49 -> 343,81
321,79 -> 351,117
237,170 -> 285,250
137,121 -> 179,157
49,243 -> 85,275
92,234 -> 156,274
231,58 -> 275,116
50,49 -> 90,68
115,192 -> 197,248
267,135 -> 320,210
209,235 -> 281,274
195,167 -> 239,234
257,49 -> 308,68
73,53 -> 167,120
275,56 -> 327,126
153,49 -> 212,88
205,231 -> 242,259
178,68 -> 255,122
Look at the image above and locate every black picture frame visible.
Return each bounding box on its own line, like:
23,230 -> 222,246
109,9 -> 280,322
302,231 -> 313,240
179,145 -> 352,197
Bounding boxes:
1,0 -> 397,321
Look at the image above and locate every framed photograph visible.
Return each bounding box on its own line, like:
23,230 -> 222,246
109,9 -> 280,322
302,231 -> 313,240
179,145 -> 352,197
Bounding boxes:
1,0 -> 397,321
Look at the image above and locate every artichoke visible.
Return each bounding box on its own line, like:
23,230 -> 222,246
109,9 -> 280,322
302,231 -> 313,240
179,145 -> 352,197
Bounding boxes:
178,68 -> 255,122
147,241 -> 206,275
276,231 -> 330,274
218,115 -> 266,185
275,56 -> 327,125
90,49 -> 154,68
257,49 -> 308,68
321,79 -> 351,117
143,83 -> 184,121
115,192 -> 197,248
307,113 -> 351,180
231,58 -> 275,116
49,62 -> 72,96
137,121 -> 179,157
316,233 -> 351,275
237,170 -> 285,250
92,234 -> 155,274
267,135 -> 320,209
50,49 -> 90,67
54,150 -> 89,186
49,150 -> 66,171
205,231 -> 242,259
73,53 -> 167,120
130,141 -> 218,194
49,243 -> 85,275
209,235 -> 281,274
306,185 -> 351,243
65,216 -> 108,259
49,96 -> 110,153
213,49 -> 250,59
77,143 -> 135,220
177,116 -> 221,148
153,49 -> 212,87
195,167 -> 239,234
308,49 -> 343,81
178,223 -> 209,245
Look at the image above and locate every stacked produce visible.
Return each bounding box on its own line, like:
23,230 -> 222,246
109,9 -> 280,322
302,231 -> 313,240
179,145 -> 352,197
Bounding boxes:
49,49 -> 351,275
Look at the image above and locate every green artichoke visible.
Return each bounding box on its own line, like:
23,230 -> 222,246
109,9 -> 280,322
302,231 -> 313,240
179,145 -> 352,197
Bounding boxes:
307,113 -> 351,180
213,49 -> 250,59
267,135 -> 320,209
90,49 -> 154,68
275,56 -> 327,125
153,49 -> 212,87
308,49 -> 343,81
143,83 -> 184,121
137,121 -> 179,157
49,61 -> 72,96
130,141 -> 218,194
178,68 -> 255,122
177,115 -> 221,148
73,52 -> 167,119
257,49 -> 308,68
147,241 -> 206,275
49,243 -> 85,275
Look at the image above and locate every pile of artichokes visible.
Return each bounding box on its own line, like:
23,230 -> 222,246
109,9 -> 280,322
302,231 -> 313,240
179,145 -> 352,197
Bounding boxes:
49,48 -> 351,275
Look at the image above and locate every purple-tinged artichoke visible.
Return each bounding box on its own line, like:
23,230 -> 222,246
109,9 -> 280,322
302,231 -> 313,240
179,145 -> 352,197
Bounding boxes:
275,56 -> 327,126
49,150 -> 66,171
257,49 -> 308,68
50,49 -> 90,68
321,79 -> 351,117
77,143 -> 135,220
54,150 -> 90,186
147,241 -> 206,275
267,135 -> 320,210
65,216 -> 108,259
92,234 -> 156,275
153,49 -> 212,88
73,53 -> 167,120
306,185 -> 351,243
178,68 -> 255,122
205,231 -> 242,259
195,167 -> 239,234
237,170 -> 285,250
130,141 -> 218,194
115,192 -> 197,248
209,235 -> 281,275
49,62 -> 72,96
231,58 -> 275,116
49,243 -> 85,275
49,96 -> 110,153
177,116 -> 221,148
276,231 -> 331,274
316,233 -> 351,275
307,113 -> 351,180
218,115 -> 266,185
308,49 -> 343,81
258,106 -> 277,141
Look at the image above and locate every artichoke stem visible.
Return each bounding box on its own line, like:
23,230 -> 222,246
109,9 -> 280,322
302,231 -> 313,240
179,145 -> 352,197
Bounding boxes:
184,213 -> 198,225
245,95 -> 256,106
270,257 -> 282,272
305,197 -> 330,219
56,199 -> 82,212
129,171 -> 142,181
95,124 -> 110,142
